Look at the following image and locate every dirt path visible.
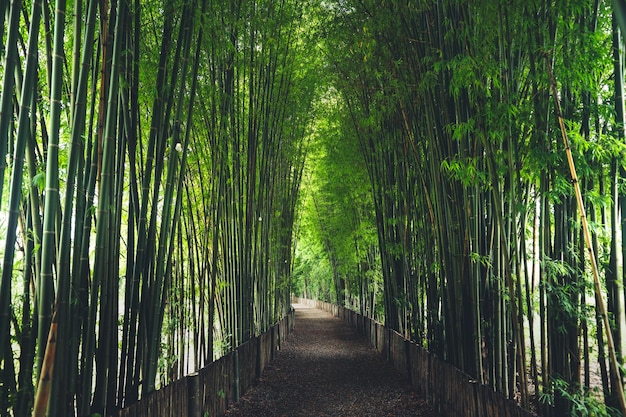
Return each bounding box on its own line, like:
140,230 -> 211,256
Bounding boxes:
224,303 -> 440,417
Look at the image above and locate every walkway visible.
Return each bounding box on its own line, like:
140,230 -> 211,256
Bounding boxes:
224,303 -> 440,417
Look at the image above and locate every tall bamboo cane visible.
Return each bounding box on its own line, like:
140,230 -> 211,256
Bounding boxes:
0,1 -> 7,58
86,0 -> 125,413
0,0 -> 22,209
31,311 -> 57,417
546,57 -> 626,416
49,0 -> 98,412
145,0 -> 196,391
29,0 -> 68,414
0,0 -> 42,374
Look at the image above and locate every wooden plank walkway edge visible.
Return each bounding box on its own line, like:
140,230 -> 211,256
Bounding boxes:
293,297 -> 538,417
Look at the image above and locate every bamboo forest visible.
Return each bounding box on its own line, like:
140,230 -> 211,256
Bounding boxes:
6,0 -> 626,416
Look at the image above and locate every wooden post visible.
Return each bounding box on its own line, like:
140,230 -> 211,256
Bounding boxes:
256,336 -> 262,379
233,349 -> 240,402
187,373 -> 200,417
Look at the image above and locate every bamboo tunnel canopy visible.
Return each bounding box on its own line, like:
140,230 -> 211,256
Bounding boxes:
3,1 -> 626,416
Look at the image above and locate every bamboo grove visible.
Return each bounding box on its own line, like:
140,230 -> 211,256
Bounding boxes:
0,0 -> 316,415
292,0 -> 626,416
5,0 -> 626,416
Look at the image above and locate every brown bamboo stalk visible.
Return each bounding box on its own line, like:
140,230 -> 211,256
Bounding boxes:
31,311 -> 57,417
546,57 -> 626,415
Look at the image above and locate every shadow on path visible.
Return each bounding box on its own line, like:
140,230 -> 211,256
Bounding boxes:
224,303 -> 440,417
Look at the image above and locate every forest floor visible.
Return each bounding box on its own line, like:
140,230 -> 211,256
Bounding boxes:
223,303 -> 441,417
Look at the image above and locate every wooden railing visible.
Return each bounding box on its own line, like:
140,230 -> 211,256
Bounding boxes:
294,297 -> 537,417
112,308 -> 296,417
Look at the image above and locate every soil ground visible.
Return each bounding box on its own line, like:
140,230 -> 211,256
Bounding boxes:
224,303 -> 441,417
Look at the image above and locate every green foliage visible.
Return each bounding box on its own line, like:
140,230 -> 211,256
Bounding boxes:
440,156 -> 488,188
3,0 -> 626,414
316,0 -> 626,411
31,171 -> 45,192
1,0 -> 324,413
294,82 -> 380,306
540,378 -> 620,417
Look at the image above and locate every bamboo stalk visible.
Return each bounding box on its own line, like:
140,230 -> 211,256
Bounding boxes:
0,0 -> 22,208
31,311 -> 58,417
0,0 -> 21,363
0,0 -> 42,374
546,57 -> 626,415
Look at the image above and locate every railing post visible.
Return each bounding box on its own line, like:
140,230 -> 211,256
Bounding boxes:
187,372 -> 200,417
233,349 -> 240,402
256,336 -> 262,379
271,325 -> 276,360
405,339 -> 412,385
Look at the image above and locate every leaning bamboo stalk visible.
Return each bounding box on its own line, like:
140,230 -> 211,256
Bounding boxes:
0,0 -> 42,372
0,0 -> 22,208
37,0 -> 67,381
31,311 -> 58,417
546,57 -> 626,415
0,1 -> 7,53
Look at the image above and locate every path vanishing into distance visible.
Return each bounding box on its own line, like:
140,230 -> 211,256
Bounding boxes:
223,303 -> 440,417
